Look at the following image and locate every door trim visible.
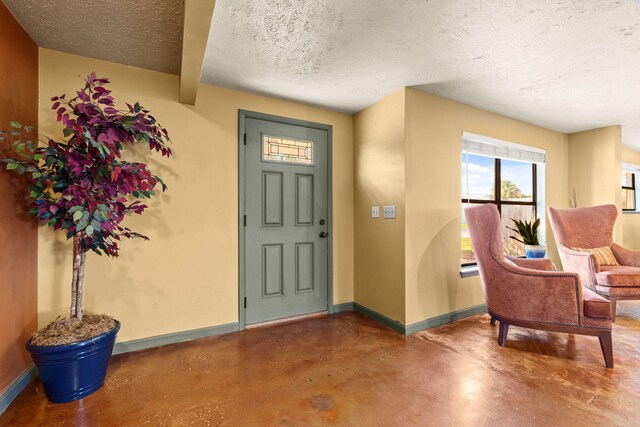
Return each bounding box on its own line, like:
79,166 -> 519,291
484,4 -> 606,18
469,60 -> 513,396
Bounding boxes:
238,110 -> 334,330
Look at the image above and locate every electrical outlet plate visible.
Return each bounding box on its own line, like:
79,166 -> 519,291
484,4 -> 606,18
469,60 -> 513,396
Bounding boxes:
383,205 -> 396,219
371,206 -> 380,218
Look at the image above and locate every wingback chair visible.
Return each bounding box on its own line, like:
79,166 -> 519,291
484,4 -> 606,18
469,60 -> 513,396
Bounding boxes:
548,204 -> 640,322
465,204 -> 613,368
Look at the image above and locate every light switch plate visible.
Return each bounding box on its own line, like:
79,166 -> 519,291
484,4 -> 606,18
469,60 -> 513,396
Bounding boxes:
371,206 -> 380,218
383,205 -> 396,219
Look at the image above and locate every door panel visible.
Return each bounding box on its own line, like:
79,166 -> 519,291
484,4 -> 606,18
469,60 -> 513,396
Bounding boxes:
262,244 -> 284,297
295,242 -> 314,293
262,171 -> 283,227
295,174 -> 314,226
244,117 -> 329,324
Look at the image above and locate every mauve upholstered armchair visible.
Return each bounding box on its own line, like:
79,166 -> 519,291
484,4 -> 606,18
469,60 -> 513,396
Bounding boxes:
465,204 -> 613,368
548,204 -> 640,322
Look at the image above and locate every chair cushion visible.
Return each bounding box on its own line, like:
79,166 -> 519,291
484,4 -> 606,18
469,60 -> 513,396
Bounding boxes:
596,284 -> 640,297
571,246 -> 618,266
582,287 -> 611,319
596,265 -> 640,287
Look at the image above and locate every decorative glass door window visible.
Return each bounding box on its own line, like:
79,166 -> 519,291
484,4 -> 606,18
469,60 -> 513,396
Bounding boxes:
262,135 -> 314,165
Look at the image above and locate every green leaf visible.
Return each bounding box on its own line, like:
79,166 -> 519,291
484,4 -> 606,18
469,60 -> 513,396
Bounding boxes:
23,126 -> 34,132
97,204 -> 109,212
9,121 -> 21,129
68,205 -> 83,213
85,225 -> 94,236
76,219 -> 88,232
93,210 -> 104,221
73,210 -> 83,222
6,162 -> 18,170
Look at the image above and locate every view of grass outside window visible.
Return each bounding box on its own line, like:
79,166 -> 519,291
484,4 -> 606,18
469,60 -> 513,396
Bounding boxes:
622,171 -> 636,211
461,153 -> 537,265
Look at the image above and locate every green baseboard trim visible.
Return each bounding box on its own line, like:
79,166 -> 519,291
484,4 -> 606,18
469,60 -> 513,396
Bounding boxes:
0,365 -> 36,415
110,303 -> 485,353
353,303 -> 406,334
112,322 -> 241,355
352,302 -> 487,335
332,302 -> 354,313
405,304 -> 487,335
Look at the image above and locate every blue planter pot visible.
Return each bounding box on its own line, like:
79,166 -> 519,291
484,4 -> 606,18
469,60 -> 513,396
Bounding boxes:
525,245 -> 547,259
26,321 -> 120,403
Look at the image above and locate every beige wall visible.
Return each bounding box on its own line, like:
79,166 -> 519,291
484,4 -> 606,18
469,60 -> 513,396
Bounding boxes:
568,126 -> 622,242
622,147 -> 640,249
353,89 -> 406,323
36,49 -> 628,340
353,88 -> 569,327
38,49 -> 354,342
404,89 -> 569,325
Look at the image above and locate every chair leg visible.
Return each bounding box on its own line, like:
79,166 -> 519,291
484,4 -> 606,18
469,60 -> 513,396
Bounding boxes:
610,299 -> 617,323
598,331 -> 614,369
490,315 -> 496,325
498,321 -> 509,347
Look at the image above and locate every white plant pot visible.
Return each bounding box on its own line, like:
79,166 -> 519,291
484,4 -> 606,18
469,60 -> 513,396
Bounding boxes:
525,245 -> 546,259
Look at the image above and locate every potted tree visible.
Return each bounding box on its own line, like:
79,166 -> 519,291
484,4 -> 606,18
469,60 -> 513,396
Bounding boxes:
0,72 -> 172,403
507,217 -> 546,258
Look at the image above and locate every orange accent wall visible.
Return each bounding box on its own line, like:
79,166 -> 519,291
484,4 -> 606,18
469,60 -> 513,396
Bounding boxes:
0,2 -> 38,395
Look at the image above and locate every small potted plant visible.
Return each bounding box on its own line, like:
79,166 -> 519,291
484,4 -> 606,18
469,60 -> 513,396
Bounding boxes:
507,217 -> 546,258
0,72 -> 172,403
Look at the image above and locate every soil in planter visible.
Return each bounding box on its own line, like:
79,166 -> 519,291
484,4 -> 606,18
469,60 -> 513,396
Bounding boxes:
30,314 -> 117,346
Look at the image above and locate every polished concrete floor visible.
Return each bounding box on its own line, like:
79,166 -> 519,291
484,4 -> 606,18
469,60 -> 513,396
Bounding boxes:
3,303 -> 640,426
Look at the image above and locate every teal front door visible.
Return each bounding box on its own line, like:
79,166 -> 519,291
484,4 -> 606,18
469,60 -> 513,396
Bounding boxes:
243,116 -> 329,324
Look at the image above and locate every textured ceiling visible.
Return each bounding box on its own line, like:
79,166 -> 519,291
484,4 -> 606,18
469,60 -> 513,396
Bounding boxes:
202,0 -> 640,148
2,0 -> 184,74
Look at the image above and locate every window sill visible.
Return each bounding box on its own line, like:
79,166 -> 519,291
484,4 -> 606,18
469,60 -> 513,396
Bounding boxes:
622,211 -> 640,214
460,265 -> 479,278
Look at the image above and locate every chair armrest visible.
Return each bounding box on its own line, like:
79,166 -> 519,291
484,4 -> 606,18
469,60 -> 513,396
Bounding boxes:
506,256 -> 554,271
556,245 -> 599,290
484,257 -> 582,326
611,243 -> 640,267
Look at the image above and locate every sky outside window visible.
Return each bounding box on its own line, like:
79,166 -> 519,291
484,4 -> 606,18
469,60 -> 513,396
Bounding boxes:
461,154 -> 494,200
462,154 -> 533,201
501,159 -> 533,202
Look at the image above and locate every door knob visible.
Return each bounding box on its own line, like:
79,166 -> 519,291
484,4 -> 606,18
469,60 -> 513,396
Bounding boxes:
319,231 -> 328,238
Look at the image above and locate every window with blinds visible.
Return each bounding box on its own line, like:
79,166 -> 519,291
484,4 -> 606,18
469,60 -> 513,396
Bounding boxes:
461,133 -> 545,266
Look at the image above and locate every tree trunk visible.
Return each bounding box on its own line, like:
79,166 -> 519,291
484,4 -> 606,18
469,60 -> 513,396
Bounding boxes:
70,237 -> 86,321
76,249 -> 87,321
